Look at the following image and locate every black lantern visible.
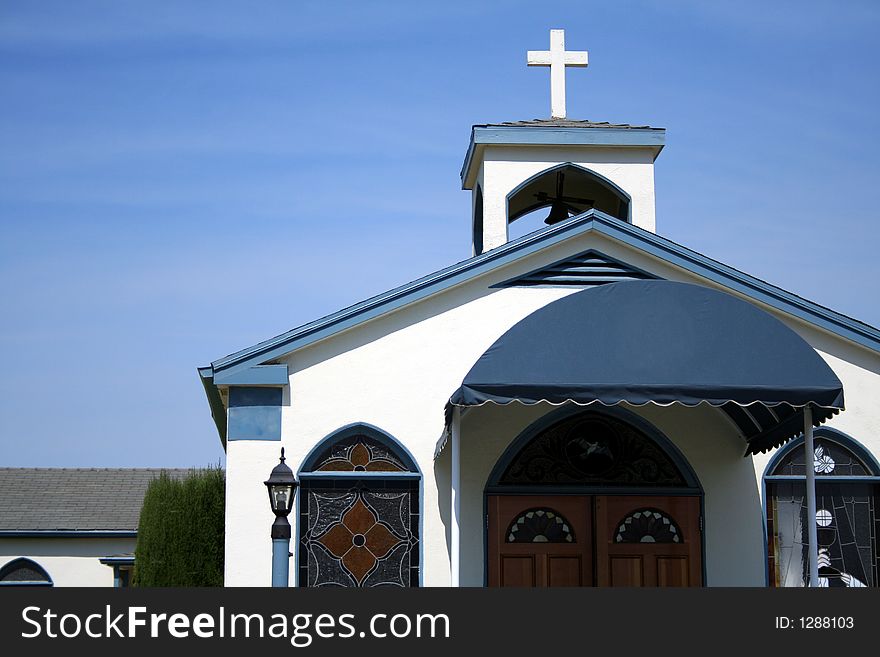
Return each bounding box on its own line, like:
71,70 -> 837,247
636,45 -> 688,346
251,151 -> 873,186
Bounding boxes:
264,448 -> 298,540
264,448 -> 298,586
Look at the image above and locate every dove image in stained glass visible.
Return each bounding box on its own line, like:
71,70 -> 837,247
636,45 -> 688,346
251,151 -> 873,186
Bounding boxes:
813,445 -> 835,474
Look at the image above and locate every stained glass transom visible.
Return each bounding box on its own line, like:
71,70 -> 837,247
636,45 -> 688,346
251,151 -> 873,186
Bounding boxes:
614,509 -> 681,543
771,440 -> 875,477
498,412 -> 687,487
506,508 -> 574,543
308,434 -> 411,473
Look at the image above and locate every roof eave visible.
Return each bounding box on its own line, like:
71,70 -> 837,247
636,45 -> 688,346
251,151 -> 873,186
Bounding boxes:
0,530 -> 138,538
199,367 -> 227,450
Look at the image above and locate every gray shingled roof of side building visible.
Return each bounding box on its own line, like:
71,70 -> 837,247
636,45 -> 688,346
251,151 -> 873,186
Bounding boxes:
0,468 -> 197,532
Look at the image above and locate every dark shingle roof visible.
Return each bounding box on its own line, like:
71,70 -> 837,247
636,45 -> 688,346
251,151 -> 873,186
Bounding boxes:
478,118 -> 663,130
0,468 -> 194,532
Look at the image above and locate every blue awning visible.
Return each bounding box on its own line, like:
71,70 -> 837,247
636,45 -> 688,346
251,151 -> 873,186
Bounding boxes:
449,280 -> 844,455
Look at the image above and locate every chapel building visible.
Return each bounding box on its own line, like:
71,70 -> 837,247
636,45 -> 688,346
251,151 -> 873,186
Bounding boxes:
199,31 -> 880,588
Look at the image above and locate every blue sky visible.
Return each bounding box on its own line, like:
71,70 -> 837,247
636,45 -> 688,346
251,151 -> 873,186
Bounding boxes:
1,1 -> 878,468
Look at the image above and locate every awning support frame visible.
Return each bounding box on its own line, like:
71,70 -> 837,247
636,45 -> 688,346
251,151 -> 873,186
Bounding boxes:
804,405 -> 819,587
450,406 -> 461,587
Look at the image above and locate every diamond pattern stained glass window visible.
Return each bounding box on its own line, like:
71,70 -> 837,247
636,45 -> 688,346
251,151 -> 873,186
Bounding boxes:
299,428 -> 419,588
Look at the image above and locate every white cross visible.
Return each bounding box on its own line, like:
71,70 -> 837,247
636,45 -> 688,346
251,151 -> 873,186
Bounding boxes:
527,29 -> 588,119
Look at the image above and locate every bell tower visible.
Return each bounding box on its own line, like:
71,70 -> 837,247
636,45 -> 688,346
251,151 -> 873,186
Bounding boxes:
462,30 -> 665,255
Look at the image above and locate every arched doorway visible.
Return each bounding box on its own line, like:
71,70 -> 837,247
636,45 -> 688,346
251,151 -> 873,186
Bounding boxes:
485,408 -> 703,587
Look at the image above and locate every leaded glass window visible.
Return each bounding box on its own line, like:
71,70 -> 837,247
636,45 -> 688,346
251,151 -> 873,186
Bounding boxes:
506,508 -> 574,543
298,425 -> 420,587
770,441 -> 871,477
496,411 -> 688,487
766,432 -> 880,588
614,509 -> 681,543
308,434 -> 407,473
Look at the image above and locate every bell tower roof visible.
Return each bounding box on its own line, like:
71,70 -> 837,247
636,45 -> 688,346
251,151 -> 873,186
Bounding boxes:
460,119 -> 666,190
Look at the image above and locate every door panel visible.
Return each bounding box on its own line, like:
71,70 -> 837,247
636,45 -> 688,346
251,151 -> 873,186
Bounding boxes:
596,496 -> 702,587
548,556 -> 584,587
501,556 -> 535,587
656,556 -> 689,586
488,495 -> 592,587
610,555 -> 644,586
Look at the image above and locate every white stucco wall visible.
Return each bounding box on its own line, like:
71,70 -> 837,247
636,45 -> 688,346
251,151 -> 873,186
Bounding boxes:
476,144 -> 658,252
222,227 -> 880,587
0,537 -> 135,587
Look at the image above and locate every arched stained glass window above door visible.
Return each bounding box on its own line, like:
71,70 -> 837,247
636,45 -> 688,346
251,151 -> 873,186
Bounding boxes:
298,424 -> 420,588
765,428 -> 880,588
493,411 -> 691,488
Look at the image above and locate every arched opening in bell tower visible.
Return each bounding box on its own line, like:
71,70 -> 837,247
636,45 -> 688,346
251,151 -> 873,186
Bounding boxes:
473,185 -> 484,256
506,163 -> 631,240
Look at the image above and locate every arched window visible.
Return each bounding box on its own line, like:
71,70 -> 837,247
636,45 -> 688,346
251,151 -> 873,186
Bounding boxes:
765,428 -> 880,587
0,558 -> 53,587
487,409 -> 698,491
298,424 -> 421,587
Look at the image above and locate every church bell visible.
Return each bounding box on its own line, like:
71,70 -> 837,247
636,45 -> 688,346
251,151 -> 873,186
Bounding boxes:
544,200 -> 571,225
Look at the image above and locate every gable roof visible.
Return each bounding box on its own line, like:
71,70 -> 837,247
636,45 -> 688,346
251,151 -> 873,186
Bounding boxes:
200,210 -> 880,441
0,468 -> 193,535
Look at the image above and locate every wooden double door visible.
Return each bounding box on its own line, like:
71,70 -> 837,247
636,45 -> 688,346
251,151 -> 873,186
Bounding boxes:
488,494 -> 702,587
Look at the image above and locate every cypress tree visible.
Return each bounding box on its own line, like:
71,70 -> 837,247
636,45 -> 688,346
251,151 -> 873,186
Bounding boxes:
133,467 -> 224,586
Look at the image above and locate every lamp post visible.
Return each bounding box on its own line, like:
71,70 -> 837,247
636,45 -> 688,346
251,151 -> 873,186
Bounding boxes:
264,447 -> 298,587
